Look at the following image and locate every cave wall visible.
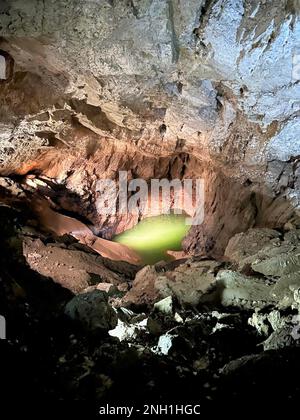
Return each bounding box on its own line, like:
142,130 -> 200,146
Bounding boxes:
0,0 -> 299,254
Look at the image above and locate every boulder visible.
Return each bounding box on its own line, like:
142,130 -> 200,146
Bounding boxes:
270,272 -> 300,309
23,236 -> 125,293
224,228 -> 282,269
64,290 -> 118,334
154,296 -> 173,315
123,260 -> 220,308
263,323 -> 300,351
251,250 -> 300,277
215,270 -> 275,310
122,265 -> 160,308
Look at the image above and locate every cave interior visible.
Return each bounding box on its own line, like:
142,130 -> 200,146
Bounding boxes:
0,0 -> 300,415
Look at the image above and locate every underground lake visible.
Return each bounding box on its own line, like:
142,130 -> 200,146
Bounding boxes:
113,214 -> 190,265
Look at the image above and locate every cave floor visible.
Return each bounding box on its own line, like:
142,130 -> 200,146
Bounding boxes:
1,196 -> 300,416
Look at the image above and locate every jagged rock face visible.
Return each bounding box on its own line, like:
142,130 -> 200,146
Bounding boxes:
0,0 -> 299,254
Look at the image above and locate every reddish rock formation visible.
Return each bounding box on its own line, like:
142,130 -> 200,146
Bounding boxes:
30,196 -> 142,265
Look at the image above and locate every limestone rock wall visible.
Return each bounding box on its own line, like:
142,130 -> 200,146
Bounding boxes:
0,0 -> 299,254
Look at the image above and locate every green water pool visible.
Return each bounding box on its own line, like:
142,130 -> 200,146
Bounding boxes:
113,214 -> 190,265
